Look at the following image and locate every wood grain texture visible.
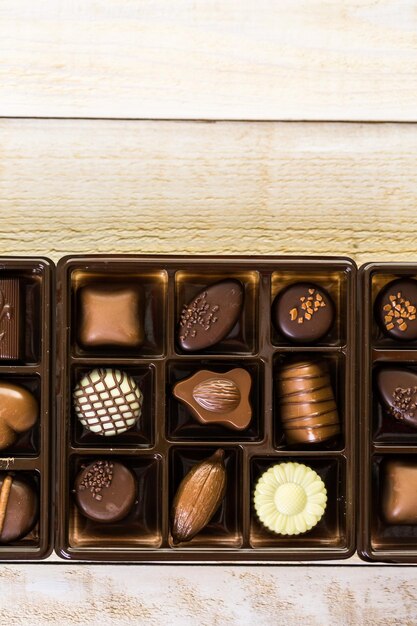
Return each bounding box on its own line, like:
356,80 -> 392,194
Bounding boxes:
0,564 -> 415,625
0,118 -> 416,264
1,1 -> 417,121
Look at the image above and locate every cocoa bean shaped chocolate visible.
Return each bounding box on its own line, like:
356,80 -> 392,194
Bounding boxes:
171,449 -> 227,544
277,360 -> 340,445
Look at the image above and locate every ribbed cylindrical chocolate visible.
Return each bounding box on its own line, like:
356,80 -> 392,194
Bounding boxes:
277,360 -> 340,444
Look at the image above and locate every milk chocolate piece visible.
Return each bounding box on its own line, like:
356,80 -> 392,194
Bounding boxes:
272,282 -> 334,344
277,360 -> 340,444
74,460 -> 137,523
382,460 -> 417,524
0,279 -> 21,360
376,278 -> 417,341
78,284 -> 144,348
0,381 -> 38,450
73,368 -> 143,436
0,474 -> 38,543
173,368 -> 252,430
377,368 -> 417,430
178,279 -> 243,351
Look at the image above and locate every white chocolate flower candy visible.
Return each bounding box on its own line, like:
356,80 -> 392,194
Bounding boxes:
253,462 -> 327,535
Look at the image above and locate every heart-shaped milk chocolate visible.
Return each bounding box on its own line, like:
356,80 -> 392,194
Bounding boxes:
0,382 -> 38,450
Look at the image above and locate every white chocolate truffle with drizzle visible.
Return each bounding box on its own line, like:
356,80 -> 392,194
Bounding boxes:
73,368 -> 143,436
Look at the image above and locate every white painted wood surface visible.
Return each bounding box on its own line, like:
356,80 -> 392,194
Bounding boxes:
0,564 -> 415,625
1,0 -> 417,121
1,119 -> 417,265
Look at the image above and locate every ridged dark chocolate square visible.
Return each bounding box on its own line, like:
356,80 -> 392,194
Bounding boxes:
0,279 -> 21,360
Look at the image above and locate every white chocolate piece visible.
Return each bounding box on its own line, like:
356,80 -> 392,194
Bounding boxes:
74,368 -> 143,436
253,462 -> 327,536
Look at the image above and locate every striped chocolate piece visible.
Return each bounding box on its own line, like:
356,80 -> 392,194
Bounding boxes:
73,368 -> 143,436
277,360 -> 340,444
0,279 -> 20,360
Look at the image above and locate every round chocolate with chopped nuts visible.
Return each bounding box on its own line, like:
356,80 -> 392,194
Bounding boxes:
376,278 -> 417,341
74,460 -> 137,523
272,282 -> 335,343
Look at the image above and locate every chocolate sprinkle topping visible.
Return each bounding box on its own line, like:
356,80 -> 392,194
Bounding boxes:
391,386 -> 417,421
179,291 -> 219,343
78,460 -> 114,500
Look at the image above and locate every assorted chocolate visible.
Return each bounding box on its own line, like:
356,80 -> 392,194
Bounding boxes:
0,474 -> 38,543
376,278 -> 417,341
0,381 -> 38,450
0,279 -> 21,360
73,368 -> 143,437
178,279 -> 243,351
272,282 -> 334,343
74,460 -> 137,523
56,256 -> 354,561
78,283 -> 144,348
171,449 -> 226,544
253,462 -> 327,536
173,368 -> 252,430
277,359 -> 340,445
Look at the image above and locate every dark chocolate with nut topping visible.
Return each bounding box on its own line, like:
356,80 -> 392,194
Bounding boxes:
377,368 -> 417,430
376,278 -> 417,341
272,282 -> 334,343
74,460 -> 137,523
178,279 -> 244,351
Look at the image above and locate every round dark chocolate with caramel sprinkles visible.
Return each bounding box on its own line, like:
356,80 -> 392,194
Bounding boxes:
74,460 -> 137,523
376,278 -> 417,341
178,279 -> 244,351
272,282 -> 334,344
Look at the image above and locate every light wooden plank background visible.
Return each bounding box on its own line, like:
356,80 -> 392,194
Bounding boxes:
1,0 -> 417,121
1,118 -> 417,265
2,0 -> 417,622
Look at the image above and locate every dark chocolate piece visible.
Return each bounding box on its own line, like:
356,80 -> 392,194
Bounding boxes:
376,278 -> 417,341
0,279 -> 21,360
272,282 -> 334,343
74,368 -> 143,437
0,382 -> 38,450
173,368 -> 252,430
178,279 -> 243,351
377,368 -> 417,430
277,360 -> 340,444
78,284 -> 144,348
74,460 -> 137,523
0,474 -> 38,543
382,460 -> 417,524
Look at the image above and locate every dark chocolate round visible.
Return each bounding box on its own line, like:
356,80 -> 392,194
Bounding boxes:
376,278 -> 417,341
272,282 -> 334,343
0,475 -> 38,543
178,279 -> 244,352
74,460 -> 137,523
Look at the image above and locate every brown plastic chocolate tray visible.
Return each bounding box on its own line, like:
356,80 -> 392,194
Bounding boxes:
359,262 -> 417,563
56,255 -> 356,562
0,257 -> 52,560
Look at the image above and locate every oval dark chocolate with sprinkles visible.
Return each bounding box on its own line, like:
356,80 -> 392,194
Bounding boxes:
376,278 -> 417,341
378,368 -> 417,430
178,279 -> 244,351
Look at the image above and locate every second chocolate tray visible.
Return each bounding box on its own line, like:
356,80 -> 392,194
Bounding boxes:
56,255 -> 356,562
359,263 -> 417,563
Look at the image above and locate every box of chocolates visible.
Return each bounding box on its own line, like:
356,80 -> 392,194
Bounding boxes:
0,257 -> 52,559
55,255 -> 356,561
359,263 -> 417,562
